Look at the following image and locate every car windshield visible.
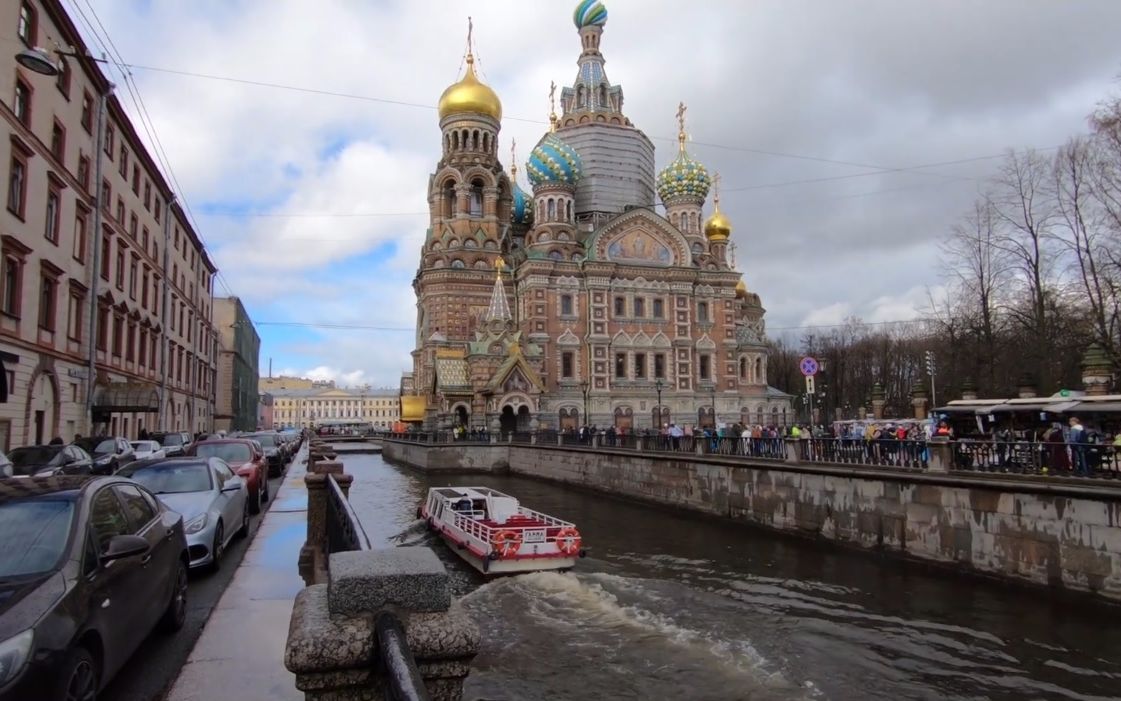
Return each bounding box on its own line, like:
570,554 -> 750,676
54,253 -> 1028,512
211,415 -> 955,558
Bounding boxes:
9,446 -> 65,474
75,438 -> 115,455
0,498 -> 74,577
160,434 -> 184,447
253,435 -> 277,448
121,463 -> 212,494
195,443 -> 251,463
130,441 -> 157,452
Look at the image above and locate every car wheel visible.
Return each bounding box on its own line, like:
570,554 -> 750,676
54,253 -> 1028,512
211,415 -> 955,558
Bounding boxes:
236,500 -> 249,539
52,645 -> 98,701
159,560 -> 188,633
210,522 -> 224,571
248,485 -> 261,515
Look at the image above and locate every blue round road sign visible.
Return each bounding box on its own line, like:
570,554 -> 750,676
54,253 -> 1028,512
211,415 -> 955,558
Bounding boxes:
800,356 -> 819,376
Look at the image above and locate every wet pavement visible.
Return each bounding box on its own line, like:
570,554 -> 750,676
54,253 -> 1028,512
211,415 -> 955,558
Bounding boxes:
162,446 -> 309,701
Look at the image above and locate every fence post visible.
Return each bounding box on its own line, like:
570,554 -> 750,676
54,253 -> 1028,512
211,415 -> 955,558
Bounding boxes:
927,437 -> 951,473
784,438 -> 801,464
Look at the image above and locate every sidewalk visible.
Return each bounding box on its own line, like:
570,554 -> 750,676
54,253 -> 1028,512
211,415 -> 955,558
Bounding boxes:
166,445 -> 310,701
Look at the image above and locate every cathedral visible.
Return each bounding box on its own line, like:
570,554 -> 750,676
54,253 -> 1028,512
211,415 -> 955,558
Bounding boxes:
402,0 -> 792,433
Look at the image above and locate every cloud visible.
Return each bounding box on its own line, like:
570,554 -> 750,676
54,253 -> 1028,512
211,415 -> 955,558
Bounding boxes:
82,0 -> 1121,383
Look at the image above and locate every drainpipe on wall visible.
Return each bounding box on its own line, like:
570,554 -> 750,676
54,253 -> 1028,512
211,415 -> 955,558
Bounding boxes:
157,195 -> 175,431
83,84 -> 112,434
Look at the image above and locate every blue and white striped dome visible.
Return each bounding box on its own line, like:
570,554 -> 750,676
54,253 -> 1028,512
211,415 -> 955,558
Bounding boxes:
527,133 -> 583,188
573,0 -> 608,29
512,181 -> 533,226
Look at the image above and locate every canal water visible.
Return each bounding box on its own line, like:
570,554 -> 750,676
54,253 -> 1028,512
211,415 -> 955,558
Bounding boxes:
341,452 -> 1121,701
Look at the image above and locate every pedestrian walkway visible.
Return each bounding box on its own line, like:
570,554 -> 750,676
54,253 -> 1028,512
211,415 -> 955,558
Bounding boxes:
166,445 -> 310,701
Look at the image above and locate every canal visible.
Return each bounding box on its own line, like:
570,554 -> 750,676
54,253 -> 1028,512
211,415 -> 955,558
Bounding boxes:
341,451 -> 1121,701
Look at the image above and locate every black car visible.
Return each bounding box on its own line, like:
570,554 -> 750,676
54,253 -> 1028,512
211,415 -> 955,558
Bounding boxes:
246,432 -> 285,477
74,437 -> 135,475
0,476 -> 188,701
148,432 -> 189,458
8,445 -> 94,477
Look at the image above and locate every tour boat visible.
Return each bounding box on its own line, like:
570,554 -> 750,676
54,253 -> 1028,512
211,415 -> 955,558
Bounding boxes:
419,486 -> 586,575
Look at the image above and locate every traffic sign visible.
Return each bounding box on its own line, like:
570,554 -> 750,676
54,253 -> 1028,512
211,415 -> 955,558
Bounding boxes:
805,375 -> 815,394
799,356 -> 819,377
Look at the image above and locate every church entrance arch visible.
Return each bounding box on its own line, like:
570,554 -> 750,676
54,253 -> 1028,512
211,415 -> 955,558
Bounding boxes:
499,405 -> 517,435
516,406 -> 531,431
559,407 -> 579,431
454,405 -> 469,427
613,406 -> 633,431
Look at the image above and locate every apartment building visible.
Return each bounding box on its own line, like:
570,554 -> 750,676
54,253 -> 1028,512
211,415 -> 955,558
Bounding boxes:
213,296 -> 259,432
0,0 -> 218,447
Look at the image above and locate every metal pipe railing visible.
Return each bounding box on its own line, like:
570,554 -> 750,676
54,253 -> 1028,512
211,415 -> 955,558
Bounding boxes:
326,473 -> 372,553
374,611 -> 431,701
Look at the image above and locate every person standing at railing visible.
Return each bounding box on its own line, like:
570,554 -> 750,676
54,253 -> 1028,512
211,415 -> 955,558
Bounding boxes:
1069,417 -> 1089,476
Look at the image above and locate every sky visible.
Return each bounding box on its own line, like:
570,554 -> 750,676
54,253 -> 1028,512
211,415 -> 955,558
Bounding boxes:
72,0 -> 1121,387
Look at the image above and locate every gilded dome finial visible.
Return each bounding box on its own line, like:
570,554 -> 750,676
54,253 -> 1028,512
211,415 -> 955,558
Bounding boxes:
510,139 -> 517,178
437,17 -> 502,121
548,81 -> 559,133
495,256 -> 505,274
704,172 -> 732,241
676,101 -> 687,153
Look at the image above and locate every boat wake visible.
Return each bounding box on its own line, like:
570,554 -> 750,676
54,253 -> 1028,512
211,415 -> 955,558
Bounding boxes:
387,518 -> 429,546
459,569 -> 814,701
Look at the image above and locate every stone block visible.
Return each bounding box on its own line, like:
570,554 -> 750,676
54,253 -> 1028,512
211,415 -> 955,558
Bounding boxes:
328,548 -> 450,616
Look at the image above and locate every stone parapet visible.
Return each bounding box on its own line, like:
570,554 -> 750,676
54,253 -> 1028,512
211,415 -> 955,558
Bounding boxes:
328,549 -> 451,615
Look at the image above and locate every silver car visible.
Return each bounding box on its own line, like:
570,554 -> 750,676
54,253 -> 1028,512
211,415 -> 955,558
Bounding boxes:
118,457 -> 249,570
130,439 -> 167,461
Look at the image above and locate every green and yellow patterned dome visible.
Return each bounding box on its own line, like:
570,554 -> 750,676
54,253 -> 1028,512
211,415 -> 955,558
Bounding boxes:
573,0 -> 608,29
657,148 -> 711,203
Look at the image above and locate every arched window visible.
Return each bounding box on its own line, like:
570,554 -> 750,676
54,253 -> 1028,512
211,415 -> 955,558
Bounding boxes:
754,357 -> 763,383
672,212 -> 680,227
566,200 -> 572,222
599,85 -> 607,108
443,181 -> 456,218
452,131 -> 460,151
739,357 -> 746,379
472,130 -> 480,151
469,179 -> 484,217
450,259 -> 465,269
536,200 -> 544,222
547,198 -> 556,221
482,133 -> 489,153
577,85 -> 586,108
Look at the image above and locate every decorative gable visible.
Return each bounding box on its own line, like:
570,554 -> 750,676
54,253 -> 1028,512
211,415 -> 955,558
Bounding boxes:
585,208 -> 693,268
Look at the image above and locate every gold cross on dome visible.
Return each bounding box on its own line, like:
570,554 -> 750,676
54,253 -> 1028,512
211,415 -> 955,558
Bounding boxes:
676,101 -> 688,151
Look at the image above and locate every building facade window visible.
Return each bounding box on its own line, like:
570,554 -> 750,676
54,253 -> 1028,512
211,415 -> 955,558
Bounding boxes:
699,354 -> 711,380
73,208 -> 88,262
3,256 -> 23,317
561,351 -> 574,378
77,155 -> 90,191
67,291 -> 83,340
128,257 -> 138,299
96,306 -> 108,351
112,315 -> 123,358
653,298 -> 664,318
634,352 -> 647,379
13,79 -> 31,126
7,156 -> 27,218
56,58 -> 70,98
614,352 -> 626,378
44,187 -> 60,244
119,145 -> 128,177
115,248 -> 125,290
614,296 -> 625,317
100,235 -> 111,280
17,2 -> 36,46
104,125 -> 114,157
697,301 -> 709,323
38,275 -> 57,331
654,353 -> 666,379
81,92 -> 93,133
560,293 -> 573,316
50,121 -> 65,161
634,298 -> 645,318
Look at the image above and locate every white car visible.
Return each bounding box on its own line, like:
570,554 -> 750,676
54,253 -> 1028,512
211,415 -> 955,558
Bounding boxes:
131,440 -> 167,460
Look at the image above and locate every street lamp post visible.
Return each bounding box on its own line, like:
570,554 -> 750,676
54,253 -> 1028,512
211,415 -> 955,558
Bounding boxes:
579,380 -> 589,427
17,47 -> 111,434
654,378 -> 663,429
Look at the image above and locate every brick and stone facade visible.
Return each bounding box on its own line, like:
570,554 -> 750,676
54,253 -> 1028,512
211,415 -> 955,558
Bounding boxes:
406,3 -> 791,433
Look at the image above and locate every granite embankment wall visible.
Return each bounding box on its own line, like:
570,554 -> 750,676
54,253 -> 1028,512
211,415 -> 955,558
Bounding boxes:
382,439 -> 1121,601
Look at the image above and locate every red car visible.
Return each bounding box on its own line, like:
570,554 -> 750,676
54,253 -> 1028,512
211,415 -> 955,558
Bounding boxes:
187,439 -> 270,513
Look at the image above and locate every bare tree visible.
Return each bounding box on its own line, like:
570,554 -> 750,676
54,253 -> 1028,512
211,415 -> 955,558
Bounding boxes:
1053,137 -> 1120,361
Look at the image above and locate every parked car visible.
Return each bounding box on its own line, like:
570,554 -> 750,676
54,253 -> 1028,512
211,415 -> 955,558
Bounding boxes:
246,432 -> 285,477
149,432 -> 190,457
118,457 -> 248,570
74,437 -> 135,475
0,451 -> 12,478
185,440 -> 269,514
129,440 -> 167,461
7,445 -> 93,477
0,475 -> 188,701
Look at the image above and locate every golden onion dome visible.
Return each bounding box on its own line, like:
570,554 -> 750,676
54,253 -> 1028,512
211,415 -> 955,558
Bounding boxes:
438,55 -> 502,121
735,279 -> 747,297
704,208 -> 731,241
